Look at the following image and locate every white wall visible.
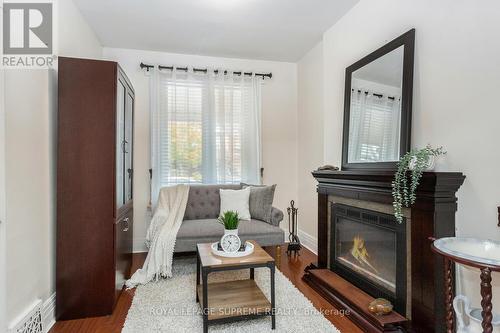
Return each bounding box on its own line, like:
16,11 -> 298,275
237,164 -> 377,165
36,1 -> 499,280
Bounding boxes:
296,42 -> 324,252
5,70 -> 51,323
0,4 -> 6,332
4,0 -> 102,327
320,0 -> 500,309
102,47 -> 298,252
57,0 -> 103,59
0,55 -> 7,333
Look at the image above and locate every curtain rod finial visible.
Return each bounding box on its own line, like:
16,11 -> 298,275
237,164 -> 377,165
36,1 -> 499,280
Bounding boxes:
140,62 -> 154,72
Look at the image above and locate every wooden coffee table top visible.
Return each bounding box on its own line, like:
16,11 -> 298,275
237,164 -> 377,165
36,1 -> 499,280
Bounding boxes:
197,240 -> 274,268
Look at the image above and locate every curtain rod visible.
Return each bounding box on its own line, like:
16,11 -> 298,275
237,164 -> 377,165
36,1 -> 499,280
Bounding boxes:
140,62 -> 272,79
352,88 -> 397,101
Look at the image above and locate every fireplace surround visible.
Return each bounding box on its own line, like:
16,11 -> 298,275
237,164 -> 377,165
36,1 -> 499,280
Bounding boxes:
303,170 -> 465,333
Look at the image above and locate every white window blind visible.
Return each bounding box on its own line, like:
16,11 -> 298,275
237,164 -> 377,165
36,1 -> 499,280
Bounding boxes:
160,78 -> 205,185
348,90 -> 401,162
150,69 -> 262,203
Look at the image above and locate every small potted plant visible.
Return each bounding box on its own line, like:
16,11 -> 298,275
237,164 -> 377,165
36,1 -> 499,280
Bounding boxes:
218,211 -> 242,253
218,210 -> 240,233
392,145 -> 446,223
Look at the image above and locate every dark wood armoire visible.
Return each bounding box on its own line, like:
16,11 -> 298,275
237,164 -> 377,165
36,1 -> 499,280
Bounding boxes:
57,57 -> 134,320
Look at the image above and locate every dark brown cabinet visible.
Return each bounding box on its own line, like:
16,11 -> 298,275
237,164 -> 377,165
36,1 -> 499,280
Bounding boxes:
56,57 -> 134,320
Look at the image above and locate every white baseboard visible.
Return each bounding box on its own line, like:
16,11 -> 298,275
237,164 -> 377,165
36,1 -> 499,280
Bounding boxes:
42,293 -> 56,333
297,229 -> 317,255
133,237 -> 148,253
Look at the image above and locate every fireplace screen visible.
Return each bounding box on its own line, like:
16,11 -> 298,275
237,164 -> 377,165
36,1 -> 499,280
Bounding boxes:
335,217 -> 397,293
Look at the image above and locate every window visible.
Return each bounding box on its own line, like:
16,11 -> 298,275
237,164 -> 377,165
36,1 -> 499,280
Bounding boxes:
161,79 -> 204,184
150,70 -> 262,201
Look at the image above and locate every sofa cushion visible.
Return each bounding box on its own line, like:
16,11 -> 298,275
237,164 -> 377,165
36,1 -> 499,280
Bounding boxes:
241,183 -> 276,223
183,184 -> 241,220
219,187 -> 251,220
175,218 -> 284,252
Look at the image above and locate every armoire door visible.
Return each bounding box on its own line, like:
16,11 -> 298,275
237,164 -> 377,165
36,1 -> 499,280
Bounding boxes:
115,68 -> 134,298
124,89 -> 133,202
116,79 -> 126,209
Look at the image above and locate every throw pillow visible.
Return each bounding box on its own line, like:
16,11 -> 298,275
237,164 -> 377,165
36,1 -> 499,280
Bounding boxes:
241,183 -> 276,223
219,187 -> 251,220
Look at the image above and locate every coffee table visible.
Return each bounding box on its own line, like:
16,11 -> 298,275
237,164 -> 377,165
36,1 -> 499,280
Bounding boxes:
196,240 -> 276,333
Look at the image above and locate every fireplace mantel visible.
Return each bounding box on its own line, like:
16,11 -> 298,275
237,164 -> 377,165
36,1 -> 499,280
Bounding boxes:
304,170 -> 465,333
312,169 -> 465,204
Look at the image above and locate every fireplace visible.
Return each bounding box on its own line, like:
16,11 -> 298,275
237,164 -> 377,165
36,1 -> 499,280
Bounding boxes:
302,170 -> 465,332
330,203 -> 407,314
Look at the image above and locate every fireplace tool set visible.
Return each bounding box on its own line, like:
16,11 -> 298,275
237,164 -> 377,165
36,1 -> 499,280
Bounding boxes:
287,200 -> 302,256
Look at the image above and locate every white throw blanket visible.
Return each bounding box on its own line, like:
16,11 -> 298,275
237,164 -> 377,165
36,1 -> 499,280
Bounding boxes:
126,184 -> 190,288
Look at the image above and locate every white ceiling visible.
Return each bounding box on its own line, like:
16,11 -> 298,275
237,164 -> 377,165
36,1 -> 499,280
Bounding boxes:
73,0 -> 359,62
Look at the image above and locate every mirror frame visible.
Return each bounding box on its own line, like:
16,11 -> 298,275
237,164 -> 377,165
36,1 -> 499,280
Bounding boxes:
341,29 -> 415,171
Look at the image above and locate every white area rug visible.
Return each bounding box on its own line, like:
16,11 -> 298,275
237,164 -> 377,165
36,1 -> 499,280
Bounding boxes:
123,257 -> 340,332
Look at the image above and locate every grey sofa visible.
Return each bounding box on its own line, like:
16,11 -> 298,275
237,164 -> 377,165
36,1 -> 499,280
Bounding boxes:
174,184 -> 285,254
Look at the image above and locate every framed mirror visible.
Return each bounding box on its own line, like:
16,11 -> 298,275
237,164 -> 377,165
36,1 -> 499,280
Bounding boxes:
342,29 -> 415,170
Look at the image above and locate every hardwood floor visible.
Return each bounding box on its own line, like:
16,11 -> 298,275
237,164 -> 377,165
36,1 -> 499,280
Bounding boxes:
50,246 -> 361,333
268,246 -> 362,333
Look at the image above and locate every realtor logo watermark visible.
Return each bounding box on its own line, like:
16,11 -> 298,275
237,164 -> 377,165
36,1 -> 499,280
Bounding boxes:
2,1 -> 55,68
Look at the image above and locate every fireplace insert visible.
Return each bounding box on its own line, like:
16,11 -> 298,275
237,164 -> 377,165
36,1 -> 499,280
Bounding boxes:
330,203 -> 407,314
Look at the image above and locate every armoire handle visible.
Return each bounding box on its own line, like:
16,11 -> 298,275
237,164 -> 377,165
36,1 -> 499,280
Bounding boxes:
122,140 -> 129,154
122,217 -> 130,232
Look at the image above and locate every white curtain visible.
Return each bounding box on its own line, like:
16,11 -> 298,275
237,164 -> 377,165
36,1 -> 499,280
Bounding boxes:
150,68 -> 262,204
348,89 -> 401,163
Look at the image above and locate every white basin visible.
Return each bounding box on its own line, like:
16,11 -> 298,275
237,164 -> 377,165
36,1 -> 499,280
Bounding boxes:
433,237 -> 500,267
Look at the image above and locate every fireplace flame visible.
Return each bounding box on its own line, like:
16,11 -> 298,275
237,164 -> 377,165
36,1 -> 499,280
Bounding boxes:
351,235 -> 379,274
